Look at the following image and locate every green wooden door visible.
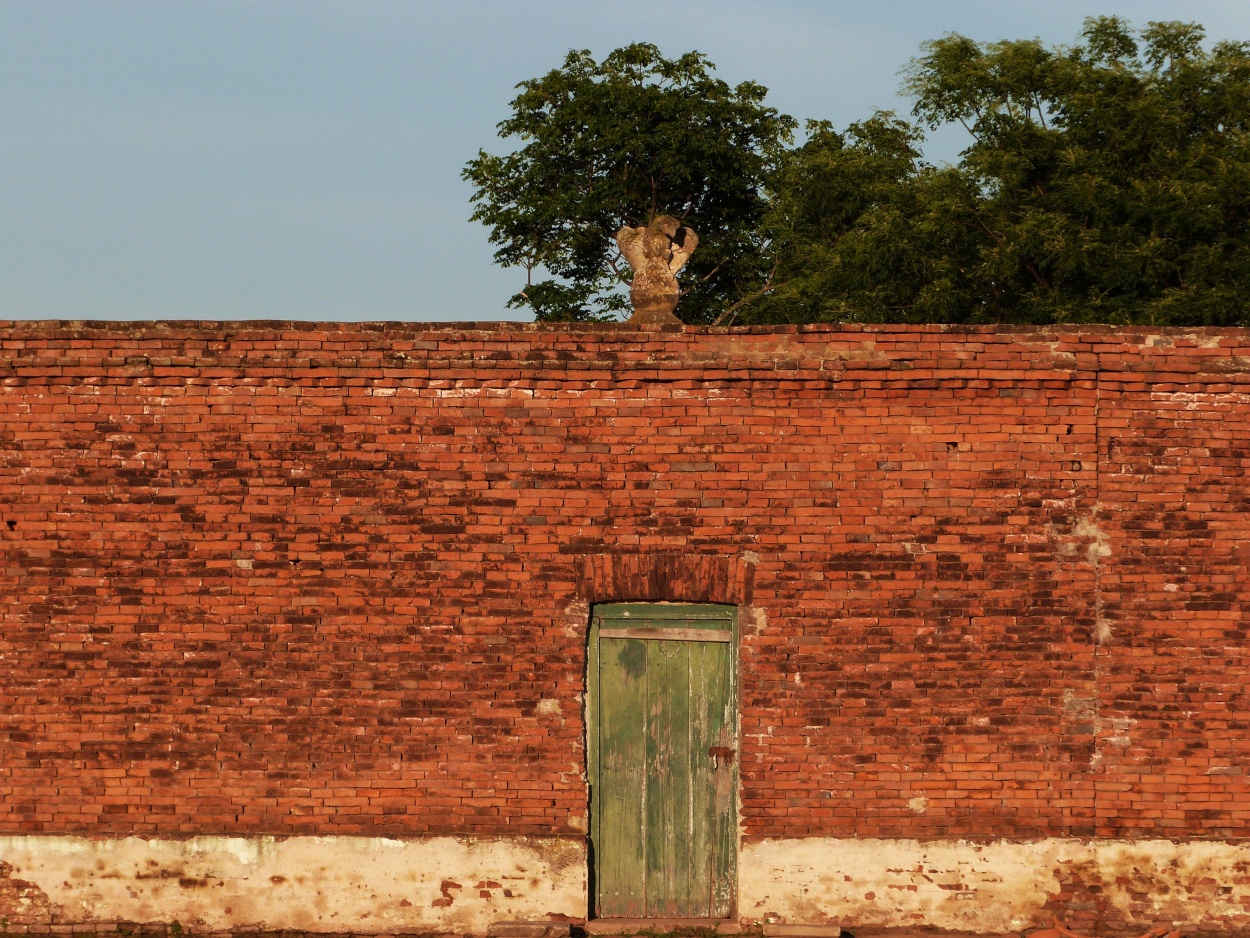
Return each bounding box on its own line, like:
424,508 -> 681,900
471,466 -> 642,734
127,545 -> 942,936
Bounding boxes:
589,603 -> 737,920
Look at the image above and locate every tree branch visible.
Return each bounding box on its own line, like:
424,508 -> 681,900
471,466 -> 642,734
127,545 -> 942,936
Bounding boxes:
973,214 -> 1005,245
698,258 -> 729,283
606,250 -> 630,283
1022,258 -> 1052,291
712,260 -> 782,326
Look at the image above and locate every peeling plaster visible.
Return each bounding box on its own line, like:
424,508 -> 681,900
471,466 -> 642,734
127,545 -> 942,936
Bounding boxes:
743,605 -> 767,636
740,838 -> 1250,934
562,600 -> 590,638
0,860 -> 54,924
0,835 -> 585,933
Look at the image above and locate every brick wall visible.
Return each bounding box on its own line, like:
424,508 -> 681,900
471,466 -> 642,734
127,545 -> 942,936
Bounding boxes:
1,321 -> 1247,846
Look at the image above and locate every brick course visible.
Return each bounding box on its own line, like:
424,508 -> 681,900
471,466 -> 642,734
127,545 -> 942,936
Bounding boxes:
0,321 -> 1247,845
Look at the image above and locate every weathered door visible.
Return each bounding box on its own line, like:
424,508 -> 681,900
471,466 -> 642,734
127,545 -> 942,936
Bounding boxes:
589,603 -> 737,919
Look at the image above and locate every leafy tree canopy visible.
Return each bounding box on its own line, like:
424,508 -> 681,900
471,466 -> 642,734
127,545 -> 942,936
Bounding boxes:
468,20 -> 1250,326
463,43 -> 795,322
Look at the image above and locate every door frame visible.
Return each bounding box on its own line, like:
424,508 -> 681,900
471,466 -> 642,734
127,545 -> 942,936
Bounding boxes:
586,601 -> 740,920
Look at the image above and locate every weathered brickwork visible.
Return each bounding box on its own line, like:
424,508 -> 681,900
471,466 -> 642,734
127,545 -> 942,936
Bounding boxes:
0,321 -> 1247,931
1093,352 -> 1250,840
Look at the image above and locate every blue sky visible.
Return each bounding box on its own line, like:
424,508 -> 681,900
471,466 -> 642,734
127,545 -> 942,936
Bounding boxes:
3,0 -> 1248,322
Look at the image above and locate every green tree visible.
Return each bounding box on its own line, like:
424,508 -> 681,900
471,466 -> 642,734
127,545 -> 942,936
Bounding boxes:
463,43 -> 796,323
747,17 -> 1250,326
743,114 -> 981,324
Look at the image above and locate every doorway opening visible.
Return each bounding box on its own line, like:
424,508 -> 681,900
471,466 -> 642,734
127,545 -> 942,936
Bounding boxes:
587,602 -> 738,920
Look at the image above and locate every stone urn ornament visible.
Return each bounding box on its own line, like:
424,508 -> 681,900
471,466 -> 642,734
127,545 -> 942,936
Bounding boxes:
615,215 -> 698,325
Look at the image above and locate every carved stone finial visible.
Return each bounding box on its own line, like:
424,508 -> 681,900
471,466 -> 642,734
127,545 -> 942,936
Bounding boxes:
615,215 -> 699,325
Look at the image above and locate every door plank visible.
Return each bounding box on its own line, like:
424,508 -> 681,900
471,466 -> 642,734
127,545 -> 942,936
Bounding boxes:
599,627 -> 732,642
702,642 -> 736,918
687,639 -> 715,918
597,637 -> 648,918
645,639 -> 691,917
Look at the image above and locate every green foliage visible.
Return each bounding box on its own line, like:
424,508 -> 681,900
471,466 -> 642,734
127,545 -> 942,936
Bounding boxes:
747,114 -> 982,323
747,17 -> 1250,325
470,23 -> 1250,325
463,43 -> 795,322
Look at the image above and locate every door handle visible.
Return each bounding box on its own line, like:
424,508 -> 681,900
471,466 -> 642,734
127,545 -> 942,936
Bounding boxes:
708,746 -> 735,769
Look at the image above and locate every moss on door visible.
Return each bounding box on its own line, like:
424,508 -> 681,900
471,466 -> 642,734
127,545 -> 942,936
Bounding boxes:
588,603 -> 738,919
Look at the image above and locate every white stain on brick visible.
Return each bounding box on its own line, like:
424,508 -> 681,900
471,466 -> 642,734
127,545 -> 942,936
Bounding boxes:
1073,516 -> 1111,565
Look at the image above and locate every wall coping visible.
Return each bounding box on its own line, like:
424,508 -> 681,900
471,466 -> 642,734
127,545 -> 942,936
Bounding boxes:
2,319 -> 1250,339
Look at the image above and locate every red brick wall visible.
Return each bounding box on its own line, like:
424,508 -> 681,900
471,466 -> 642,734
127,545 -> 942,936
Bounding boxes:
1,322 -> 1247,842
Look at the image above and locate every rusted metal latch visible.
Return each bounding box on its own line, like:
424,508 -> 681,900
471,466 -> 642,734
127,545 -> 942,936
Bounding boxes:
708,746 -> 736,769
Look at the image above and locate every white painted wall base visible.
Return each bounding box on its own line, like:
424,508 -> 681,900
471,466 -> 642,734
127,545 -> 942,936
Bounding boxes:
0,835 -> 586,934
5,835 -> 1250,934
740,838 -> 1250,934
